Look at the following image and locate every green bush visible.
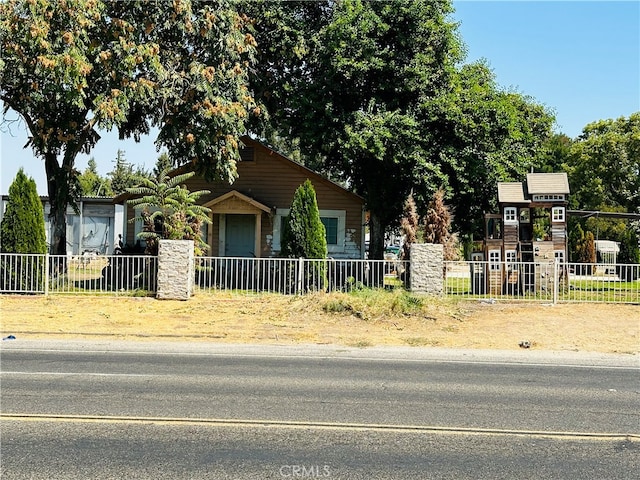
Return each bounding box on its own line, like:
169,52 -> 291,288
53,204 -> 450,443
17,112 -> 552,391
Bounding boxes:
1,169 -> 47,254
281,179 -> 327,259
0,169 -> 47,291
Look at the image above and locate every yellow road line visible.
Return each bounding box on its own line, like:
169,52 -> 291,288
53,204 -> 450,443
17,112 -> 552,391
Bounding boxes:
2,413 -> 638,441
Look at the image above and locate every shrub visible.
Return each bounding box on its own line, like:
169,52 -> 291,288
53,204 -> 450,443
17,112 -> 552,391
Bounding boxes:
0,169 -> 47,291
281,179 -> 328,259
1,169 -> 47,254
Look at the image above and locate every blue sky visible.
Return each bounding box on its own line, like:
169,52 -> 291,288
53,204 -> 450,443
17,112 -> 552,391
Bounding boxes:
1,0 -> 639,195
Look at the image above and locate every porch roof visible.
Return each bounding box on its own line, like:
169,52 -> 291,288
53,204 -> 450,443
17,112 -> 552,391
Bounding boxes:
203,190 -> 272,214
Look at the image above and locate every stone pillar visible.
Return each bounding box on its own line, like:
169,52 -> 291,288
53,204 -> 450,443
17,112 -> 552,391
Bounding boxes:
409,243 -> 444,295
157,240 -> 194,300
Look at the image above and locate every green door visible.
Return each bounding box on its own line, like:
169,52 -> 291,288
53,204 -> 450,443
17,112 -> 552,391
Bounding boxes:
225,214 -> 255,257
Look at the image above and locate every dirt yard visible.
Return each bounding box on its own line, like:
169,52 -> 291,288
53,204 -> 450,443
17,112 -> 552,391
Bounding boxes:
0,293 -> 638,355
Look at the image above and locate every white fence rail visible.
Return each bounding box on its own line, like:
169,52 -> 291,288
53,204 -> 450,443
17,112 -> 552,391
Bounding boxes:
0,253 -> 157,295
445,260 -> 640,304
2,253 -> 638,303
0,254 -> 405,296
195,257 -> 408,294
0,254 -> 48,294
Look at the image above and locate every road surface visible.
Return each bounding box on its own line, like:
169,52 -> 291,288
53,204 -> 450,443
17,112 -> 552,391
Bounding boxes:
1,340 -> 638,479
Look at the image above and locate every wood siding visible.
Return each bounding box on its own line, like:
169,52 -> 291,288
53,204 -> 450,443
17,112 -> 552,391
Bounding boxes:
123,138 -> 364,258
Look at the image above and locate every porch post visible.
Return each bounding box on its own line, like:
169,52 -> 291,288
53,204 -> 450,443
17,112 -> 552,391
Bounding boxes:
255,213 -> 261,258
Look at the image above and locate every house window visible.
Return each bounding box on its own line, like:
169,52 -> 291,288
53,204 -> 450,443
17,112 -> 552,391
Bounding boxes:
489,249 -> 501,271
533,194 -> 565,202
273,209 -> 346,254
504,207 -> 517,224
320,217 -> 339,246
505,250 -> 517,268
554,250 -> 565,264
552,206 -> 565,223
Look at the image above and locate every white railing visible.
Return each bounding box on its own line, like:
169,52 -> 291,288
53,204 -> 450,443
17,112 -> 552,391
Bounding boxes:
445,260 -> 640,304
195,257 -> 409,294
2,252 -> 637,303
0,253 -> 157,295
0,253 -> 48,294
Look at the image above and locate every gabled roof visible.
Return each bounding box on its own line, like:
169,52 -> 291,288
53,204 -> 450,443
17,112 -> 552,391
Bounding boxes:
240,136 -> 364,203
113,135 -> 364,206
526,173 -> 570,195
497,182 -> 529,204
203,190 -> 271,213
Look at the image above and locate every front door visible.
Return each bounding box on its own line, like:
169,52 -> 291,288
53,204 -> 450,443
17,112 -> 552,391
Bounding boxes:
225,214 -> 255,257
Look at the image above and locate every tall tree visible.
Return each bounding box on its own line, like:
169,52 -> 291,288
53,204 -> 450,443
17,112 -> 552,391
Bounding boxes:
281,179 -> 327,259
536,133 -> 573,174
567,113 -> 640,212
153,152 -> 173,182
1,0 -> 258,254
256,0 -> 554,257
426,61 -> 554,237
108,149 -> 149,195
1,168 -> 47,254
238,0 -> 332,141
77,157 -> 112,196
279,0 -> 463,259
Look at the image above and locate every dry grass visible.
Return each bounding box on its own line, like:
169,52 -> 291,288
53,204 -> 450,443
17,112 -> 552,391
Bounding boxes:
0,291 -> 638,354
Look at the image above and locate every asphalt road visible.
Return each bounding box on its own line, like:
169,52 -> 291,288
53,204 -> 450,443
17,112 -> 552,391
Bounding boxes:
1,341 -> 638,479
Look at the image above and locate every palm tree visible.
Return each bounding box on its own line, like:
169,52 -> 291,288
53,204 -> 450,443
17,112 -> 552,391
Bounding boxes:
126,169 -> 211,255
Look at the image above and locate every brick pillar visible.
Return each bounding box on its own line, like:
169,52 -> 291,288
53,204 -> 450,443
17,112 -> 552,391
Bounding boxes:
157,240 -> 194,300
409,243 -> 444,295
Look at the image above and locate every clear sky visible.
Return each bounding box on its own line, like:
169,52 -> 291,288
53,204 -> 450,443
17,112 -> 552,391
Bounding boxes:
1,0 -> 639,195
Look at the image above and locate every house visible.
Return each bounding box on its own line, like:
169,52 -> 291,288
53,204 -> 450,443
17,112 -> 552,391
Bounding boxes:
0,195 -> 124,255
117,136 -> 366,259
480,172 -> 570,294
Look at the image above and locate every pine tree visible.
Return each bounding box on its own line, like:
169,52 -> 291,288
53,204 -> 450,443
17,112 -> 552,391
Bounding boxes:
0,169 -> 47,291
109,150 -> 149,195
423,188 -> 457,261
281,179 -> 327,259
1,169 -> 47,254
568,222 -> 585,263
78,158 -> 113,196
153,152 -> 173,182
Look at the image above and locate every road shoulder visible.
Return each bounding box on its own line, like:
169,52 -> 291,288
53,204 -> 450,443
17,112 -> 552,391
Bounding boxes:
1,339 -> 638,368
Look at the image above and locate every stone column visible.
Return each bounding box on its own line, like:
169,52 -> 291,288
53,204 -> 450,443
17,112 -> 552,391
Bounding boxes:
409,243 -> 444,295
157,240 -> 194,300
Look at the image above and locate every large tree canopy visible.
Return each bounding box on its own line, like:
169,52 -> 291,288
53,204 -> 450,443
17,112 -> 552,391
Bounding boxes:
427,61 -> 555,236
567,113 -> 640,213
248,0 -> 554,258
275,0 -> 464,259
1,0 -> 258,254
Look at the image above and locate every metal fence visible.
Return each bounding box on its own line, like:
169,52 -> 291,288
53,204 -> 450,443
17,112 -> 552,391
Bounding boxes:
2,252 -> 638,303
0,253 -> 157,295
195,256 -> 408,294
445,260 -> 640,304
0,253 -> 405,296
